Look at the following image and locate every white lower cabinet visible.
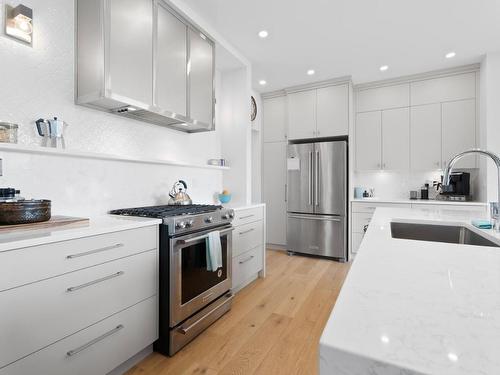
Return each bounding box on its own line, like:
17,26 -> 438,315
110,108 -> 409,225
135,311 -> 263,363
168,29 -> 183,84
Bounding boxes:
0,224 -> 159,373
231,206 -> 265,292
0,296 -> 158,375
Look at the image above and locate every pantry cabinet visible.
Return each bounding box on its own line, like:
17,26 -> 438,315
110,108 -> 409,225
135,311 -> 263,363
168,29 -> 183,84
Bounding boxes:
288,83 -> 349,140
263,142 -> 287,245
263,96 -> 287,142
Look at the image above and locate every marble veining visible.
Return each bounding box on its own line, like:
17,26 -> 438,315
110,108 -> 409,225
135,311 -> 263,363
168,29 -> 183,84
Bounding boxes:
320,207 -> 500,375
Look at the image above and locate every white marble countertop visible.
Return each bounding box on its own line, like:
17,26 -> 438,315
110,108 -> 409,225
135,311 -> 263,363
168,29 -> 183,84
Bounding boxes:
0,215 -> 162,252
352,198 -> 488,206
320,206 -> 500,375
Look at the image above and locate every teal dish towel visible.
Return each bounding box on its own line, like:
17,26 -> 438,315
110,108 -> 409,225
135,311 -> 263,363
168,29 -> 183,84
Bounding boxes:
206,231 -> 222,271
471,219 -> 492,229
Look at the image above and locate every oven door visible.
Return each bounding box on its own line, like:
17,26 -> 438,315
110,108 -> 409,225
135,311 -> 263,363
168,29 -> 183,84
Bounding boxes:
169,226 -> 233,326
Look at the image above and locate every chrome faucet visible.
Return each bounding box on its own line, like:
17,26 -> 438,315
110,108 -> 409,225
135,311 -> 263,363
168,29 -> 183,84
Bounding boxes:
442,148 -> 500,231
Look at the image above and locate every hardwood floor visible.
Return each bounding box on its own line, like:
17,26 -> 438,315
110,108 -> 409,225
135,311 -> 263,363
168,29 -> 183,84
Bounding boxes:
126,250 -> 351,375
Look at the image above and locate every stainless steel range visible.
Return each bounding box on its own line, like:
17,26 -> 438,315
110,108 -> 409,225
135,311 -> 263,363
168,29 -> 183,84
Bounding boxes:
109,204 -> 234,356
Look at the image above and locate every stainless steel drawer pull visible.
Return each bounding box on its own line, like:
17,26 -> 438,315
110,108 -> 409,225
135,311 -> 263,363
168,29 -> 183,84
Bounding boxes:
66,271 -> 124,292
178,294 -> 233,335
239,255 -> 254,264
239,214 -> 255,220
66,243 -> 124,259
66,324 -> 124,357
239,228 -> 255,235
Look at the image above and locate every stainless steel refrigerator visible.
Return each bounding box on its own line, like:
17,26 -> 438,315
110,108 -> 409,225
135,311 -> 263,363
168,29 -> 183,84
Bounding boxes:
287,140 -> 347,261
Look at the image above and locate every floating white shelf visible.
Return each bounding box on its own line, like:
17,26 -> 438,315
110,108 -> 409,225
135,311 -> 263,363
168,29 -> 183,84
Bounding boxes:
0,143 -> 230,171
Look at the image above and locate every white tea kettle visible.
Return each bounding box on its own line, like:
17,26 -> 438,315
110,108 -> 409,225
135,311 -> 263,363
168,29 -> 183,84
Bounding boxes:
168,180 -> 193,205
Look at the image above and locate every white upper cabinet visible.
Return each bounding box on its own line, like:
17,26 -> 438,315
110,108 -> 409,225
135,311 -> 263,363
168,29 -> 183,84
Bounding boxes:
288,90 -> 317,140
156,4 -> 187,116
263,96 -> 287,142
188,28 -> 214,127
410,72 -> 476,106
356,111 -> 382,170
357,84 -> 409,112
410,104 -> 442,170
316,84 -> 349,137
287,83 -> 349,140
109,0 -> 153,106
442,99 -> 476,168
382,108 -> 410,170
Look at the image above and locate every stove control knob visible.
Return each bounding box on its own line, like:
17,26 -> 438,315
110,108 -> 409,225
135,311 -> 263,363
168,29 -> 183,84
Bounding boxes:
185,220 -> 194,228
205,216 -> 213,224
229,211 -> 235,219
222,213 -> 230,220
176,221 -> 186,229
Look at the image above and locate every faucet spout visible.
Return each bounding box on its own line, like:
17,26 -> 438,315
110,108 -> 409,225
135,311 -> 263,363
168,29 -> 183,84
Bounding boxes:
442,149 -> 500,230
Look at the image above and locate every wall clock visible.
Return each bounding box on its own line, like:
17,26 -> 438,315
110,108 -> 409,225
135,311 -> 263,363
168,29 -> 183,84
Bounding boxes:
251,96 -> 257,122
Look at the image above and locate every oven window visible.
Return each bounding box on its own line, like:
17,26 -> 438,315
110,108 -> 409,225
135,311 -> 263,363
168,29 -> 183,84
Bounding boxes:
181,235 -> 228,304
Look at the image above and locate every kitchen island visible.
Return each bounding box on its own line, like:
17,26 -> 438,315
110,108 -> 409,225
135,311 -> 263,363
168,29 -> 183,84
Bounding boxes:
320,206 -> 500,375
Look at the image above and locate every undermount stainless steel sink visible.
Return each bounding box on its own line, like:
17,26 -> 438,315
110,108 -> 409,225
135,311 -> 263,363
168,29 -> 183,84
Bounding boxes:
391,222 -> 500,248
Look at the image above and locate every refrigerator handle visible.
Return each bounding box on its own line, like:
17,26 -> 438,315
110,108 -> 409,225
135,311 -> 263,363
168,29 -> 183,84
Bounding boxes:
308,151 -> 313,205
315,150 -> 319,206
285,184 -> 287,202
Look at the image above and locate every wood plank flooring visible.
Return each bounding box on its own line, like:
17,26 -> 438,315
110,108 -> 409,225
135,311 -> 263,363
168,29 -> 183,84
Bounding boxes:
126,250 -> 351,375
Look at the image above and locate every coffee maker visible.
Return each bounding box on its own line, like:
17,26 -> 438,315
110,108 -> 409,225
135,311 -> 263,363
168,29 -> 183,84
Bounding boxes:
438,172 -> 471,201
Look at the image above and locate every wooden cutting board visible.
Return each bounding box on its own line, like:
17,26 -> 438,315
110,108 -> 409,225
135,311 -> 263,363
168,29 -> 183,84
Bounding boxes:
0,215 -> 90,233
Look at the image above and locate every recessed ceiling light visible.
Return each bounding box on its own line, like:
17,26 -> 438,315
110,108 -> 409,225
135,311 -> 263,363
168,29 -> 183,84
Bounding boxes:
445,51 -> 456,59
259,80 -> 267,86
258,30 -> 268,38
379,65 -> 389,72
307,69 -> 315,76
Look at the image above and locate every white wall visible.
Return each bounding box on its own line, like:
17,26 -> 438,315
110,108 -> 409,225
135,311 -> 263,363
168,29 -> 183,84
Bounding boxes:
480,51 -> 500,202
218,68 -> 253,206
0,0 -> 230,215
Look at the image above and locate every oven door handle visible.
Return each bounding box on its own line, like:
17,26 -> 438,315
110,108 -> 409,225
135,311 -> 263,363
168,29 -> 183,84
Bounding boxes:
177,227 -> 234,245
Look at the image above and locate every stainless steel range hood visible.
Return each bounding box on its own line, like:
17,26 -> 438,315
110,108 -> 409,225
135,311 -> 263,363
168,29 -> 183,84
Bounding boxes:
76,0 -> 215,133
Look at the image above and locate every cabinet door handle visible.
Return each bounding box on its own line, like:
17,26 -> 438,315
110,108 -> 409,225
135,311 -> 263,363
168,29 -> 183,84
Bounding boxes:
66,243 -> 124,259
239,214 -> 255,220
239,255 -> 255,264
66,325 -> 124,357
239,228 -> 255,235
66,271 -> 124,292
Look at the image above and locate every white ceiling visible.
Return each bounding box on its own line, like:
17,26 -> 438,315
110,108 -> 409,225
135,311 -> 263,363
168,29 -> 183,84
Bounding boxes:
183,0 -> 500,92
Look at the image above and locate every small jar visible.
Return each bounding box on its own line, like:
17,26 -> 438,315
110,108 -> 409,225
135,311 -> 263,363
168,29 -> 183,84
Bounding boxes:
0,122 -> 18,143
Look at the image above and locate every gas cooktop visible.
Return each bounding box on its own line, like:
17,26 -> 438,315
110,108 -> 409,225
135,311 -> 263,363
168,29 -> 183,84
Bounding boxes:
109,204 -> 222,218
110,204 -> 233,235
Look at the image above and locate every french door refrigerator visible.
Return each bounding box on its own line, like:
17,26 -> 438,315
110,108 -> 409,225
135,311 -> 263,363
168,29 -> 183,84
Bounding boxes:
287,140 -> 347,261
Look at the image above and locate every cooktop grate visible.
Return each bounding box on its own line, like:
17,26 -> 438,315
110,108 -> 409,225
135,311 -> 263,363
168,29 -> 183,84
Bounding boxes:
109,204 -> 222,218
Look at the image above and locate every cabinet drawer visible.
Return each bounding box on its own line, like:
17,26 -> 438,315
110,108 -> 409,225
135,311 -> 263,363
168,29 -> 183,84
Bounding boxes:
0,225 -> 158,292
0,296 -> 158,375
0,250 -> 157,369
232,207 -> 263,227
233,221 -> 263,258
412,203 -> 487,212
351,202 -> 411,213
232,246 -> 263,290
351,232 -> 364,254
352,213 -> 373,234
